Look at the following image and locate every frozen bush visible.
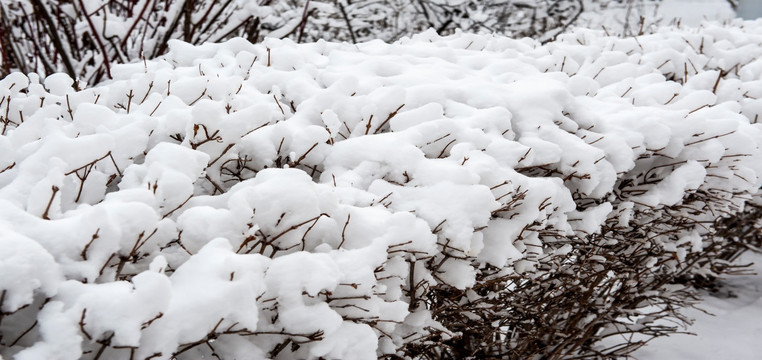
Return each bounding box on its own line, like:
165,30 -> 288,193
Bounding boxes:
0,0 -> 660,85
1,20 -> 762,359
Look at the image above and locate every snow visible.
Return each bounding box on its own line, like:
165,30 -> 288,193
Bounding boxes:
13,302 -> 82,360
1,10 -> 762,359
635,252 -> 762,360
0,229 -> 62,313
658,0 -> 736,26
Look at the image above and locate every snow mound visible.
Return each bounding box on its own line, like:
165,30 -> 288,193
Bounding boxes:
1,20 -> 762,359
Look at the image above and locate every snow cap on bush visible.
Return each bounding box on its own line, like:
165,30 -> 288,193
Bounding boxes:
1,19 -> 762,360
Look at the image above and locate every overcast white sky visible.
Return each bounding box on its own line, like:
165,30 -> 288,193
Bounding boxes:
737,0 -> 762,19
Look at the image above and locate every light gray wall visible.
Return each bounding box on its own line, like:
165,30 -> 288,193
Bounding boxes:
737,0 -> 762,19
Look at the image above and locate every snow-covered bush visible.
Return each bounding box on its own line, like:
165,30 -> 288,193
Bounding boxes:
309,0 -> 590,44
0,0 -> 656,85
0,0 -> 288,84
1,20 -> 762,359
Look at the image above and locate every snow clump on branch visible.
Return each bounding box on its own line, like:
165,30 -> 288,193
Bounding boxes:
1,20 -> 762,359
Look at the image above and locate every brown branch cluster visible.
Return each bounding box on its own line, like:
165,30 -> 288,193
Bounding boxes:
0,0 -> 633,84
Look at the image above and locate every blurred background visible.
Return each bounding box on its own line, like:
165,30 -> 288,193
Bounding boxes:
737,0 -> 762,19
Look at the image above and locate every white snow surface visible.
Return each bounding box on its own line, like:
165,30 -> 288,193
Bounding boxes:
635,252 -> 762,360
1,19 -> 762,359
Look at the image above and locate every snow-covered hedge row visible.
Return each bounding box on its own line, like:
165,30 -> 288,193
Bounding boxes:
1,21 -> 762,359
0,0 -> 645,84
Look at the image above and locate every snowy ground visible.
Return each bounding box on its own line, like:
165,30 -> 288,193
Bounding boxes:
635,252 -> 762,359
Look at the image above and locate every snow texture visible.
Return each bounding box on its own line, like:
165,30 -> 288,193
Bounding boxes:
1,18 -> 762,359
634,252 -> 762,359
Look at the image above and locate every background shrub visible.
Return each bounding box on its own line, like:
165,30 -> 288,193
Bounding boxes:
0,0 -> 670,85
